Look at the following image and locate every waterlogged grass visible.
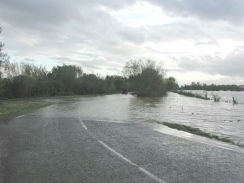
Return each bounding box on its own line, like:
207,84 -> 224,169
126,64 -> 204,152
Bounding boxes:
0,100 -> 52,121
211,93 -> 221,102
161,122 -> 243,148
232,97 -> 238,104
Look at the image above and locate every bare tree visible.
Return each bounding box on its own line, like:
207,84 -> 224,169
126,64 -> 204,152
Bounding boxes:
0,26 -> 10,80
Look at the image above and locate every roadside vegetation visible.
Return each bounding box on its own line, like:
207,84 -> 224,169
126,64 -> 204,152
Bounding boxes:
0,100 -> 51,121
161,122 -> 243,148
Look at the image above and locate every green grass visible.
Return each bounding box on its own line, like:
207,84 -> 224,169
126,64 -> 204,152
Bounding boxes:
160,122 -> 243,147
0,100 -> 52,121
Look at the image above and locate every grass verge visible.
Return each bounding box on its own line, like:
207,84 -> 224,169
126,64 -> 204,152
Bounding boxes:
160,122 -> 243,148
0,100 -> 52,121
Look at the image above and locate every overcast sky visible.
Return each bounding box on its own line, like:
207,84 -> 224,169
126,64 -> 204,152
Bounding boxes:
1,0 -> 244,85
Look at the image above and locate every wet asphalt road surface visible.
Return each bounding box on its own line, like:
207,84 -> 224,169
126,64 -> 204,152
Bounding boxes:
1,114 -> 244,183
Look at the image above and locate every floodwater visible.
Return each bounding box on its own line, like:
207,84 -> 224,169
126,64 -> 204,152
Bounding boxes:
40,91 -> 244,146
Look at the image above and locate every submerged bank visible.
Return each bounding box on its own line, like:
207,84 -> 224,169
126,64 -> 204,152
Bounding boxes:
159,122 -> 244,148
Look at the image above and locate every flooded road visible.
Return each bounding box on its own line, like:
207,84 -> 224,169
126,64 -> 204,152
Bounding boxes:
3,92 -> 244,182
40,92 -> 244,145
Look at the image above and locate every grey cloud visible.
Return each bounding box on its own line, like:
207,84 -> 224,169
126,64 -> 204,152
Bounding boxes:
213,54 -> 244,77
118,27 -> 145,44
179,50 -> 244,77
194,39 -> 218,46
51,56 -> 118,71
179,57 -> 205,71
0,0 -> 135,38
147,0 -> 244,24
79,61 -> 101,70
23,58 -> 35,62
56,60 -> 101,70
106,67 -> 121,72
51,57 -> 74,62
0,0 -> 81,32
2,0 -> 243,59
1,0 -> 244,80
1,0 -> 218,48
143,22 -> 218,42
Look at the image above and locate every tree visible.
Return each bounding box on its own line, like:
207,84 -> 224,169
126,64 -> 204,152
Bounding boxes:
123,60 -> 167,97
122,60 -> 143,77
20,62 -> 47,80
74,74 -> 105,95
10,75 -> 33,98
0,27 -> 10,80
104,75 -> 127,93
166,76 -> 179,91
0,26 -> 11,98
51,65 -> 83,93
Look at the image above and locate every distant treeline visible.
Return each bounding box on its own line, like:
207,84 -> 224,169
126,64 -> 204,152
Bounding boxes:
180,82 -> 244,91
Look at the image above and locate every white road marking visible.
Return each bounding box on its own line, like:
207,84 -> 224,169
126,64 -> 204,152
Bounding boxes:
79,118 -> 88,131
138,167 -> 166,183
16,114 -> 26,118
98,140 -> 137,166
79,118 -> 166,183
98,140 -> 166,183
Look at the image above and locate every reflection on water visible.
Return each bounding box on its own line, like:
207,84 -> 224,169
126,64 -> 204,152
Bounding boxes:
39,92 -> 244,145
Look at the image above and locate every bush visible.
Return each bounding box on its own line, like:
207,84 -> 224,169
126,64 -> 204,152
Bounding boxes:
123,60 -> 167,97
